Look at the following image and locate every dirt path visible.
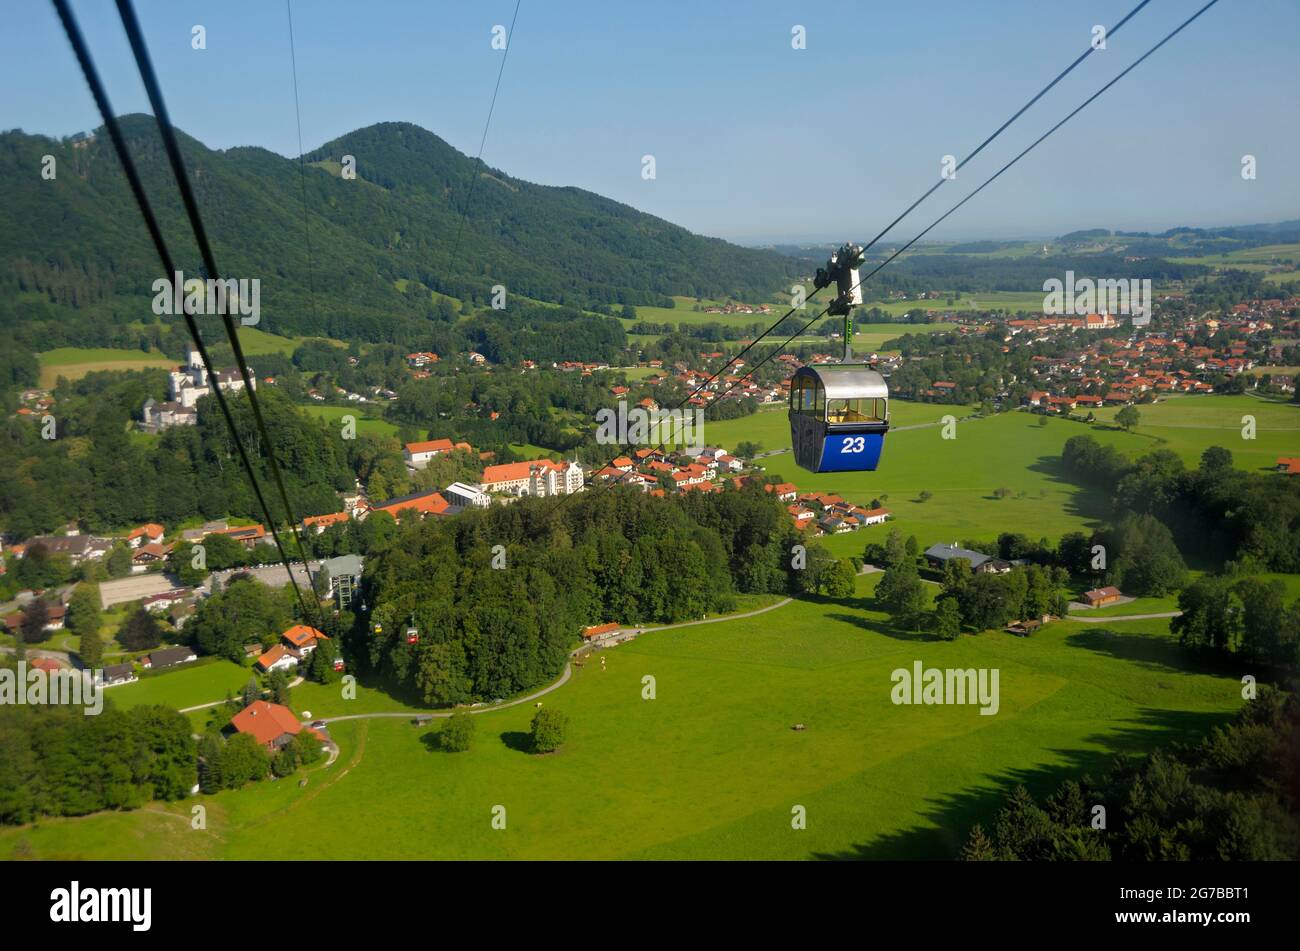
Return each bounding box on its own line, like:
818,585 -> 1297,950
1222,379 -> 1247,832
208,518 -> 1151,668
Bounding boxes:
321,597 -> 795,725
1067,611 -> 1182,623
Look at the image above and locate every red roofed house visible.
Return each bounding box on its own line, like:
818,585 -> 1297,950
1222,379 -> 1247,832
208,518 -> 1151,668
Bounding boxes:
582,622 -> 621,642
303,511 -> 350,534
131,542 -> 171,572
854,506 -> 891,526
215,524 -> 267,550
1276,457 -> 1300,475
765,482 -> 798,502
370,489 -> 452,521
256,644 -> 302,673
282,625 -> 328,654
127,523 -> 165,549
404,438 -> 455,468
229,700 -> 325,751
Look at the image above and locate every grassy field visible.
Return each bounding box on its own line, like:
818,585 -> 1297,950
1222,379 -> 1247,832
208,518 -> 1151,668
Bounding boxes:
1090,394 -> 1300,470
298,403 -> 400,438
106,660 -> 251,712
852,322 -> 957,351
710,404 -> 1146,556
707,395 -> 1299,559
0,573 -> 1248,860
1167,241 -> 1300,283
37,347 -> 175,387
35,329 -> 344,386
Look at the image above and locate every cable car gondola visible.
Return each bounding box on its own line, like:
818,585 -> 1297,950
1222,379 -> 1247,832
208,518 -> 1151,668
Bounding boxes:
789,243 -> 890,473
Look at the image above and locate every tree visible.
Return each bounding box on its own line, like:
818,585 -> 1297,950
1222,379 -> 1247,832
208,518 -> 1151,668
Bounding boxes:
530,708 -> 568,753
1037,414 -> 1049,427
267,668 -> 292,706
118,608 -> 163,652
1115,404 -> 1140,431
960,823 -> 996,860
307,636 -> 342,684
1104,513 -> 1187,597
795,545 -> 836,595
883,528 -> 907,568
735,440 -> 761,459
217,733 -> 271,788
271,745 -> 299,778
292,729 -> 323,767
877,563 -> 927,631
165,545 -> 208,587
105,543 -> 133,579
1056,531 -> 1094,576
917,490 -> 933,503
934,596 -> 962,640
66,584 -> 102,639
19,599 -> 50,644
1200,445 -> 1233,475
78,627 -> 104,668
439,711 -> 475,752
821,558 -> 857,598
1171,574 -> 1243,654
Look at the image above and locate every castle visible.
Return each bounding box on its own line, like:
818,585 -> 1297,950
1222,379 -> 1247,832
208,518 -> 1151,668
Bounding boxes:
142,347 -> 253,432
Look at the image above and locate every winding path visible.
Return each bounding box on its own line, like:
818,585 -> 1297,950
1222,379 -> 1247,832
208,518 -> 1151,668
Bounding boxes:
319,597 -> 794,725
1066,610 -> 1181,623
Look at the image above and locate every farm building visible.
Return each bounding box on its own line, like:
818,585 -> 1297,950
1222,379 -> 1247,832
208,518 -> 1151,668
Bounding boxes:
582,623 -> 621,643
1080,586 -> 1123,607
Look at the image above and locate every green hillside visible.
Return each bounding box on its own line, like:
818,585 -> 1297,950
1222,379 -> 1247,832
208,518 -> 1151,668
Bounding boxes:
0,118 -> 800,351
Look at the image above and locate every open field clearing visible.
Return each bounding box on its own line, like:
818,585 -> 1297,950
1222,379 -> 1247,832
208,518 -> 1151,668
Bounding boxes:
708,395 -> 1299,558
0,574 -> 1247,860
710,405 -> 1140,554
37,347 -> 175,387
106,660 -> 251,712
1090,394 -> 1300,469
298,403 -> 400,437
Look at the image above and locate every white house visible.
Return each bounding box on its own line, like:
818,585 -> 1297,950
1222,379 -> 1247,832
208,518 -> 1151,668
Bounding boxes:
444,482 -> 491,510
403,438 -> 455,468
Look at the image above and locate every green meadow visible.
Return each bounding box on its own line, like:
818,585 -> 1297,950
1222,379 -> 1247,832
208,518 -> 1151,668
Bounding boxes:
0,574 -> 1247,860
107,660 -> 251,712
37,347 -> 175,387
1090,394 -> 1300,470
709,395 -> 1300,558
710,403 -> 1141,555
298,403 -> 401,438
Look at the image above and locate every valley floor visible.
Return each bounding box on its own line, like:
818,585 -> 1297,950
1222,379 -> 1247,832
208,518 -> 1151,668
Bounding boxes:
0,574 -> 1246,860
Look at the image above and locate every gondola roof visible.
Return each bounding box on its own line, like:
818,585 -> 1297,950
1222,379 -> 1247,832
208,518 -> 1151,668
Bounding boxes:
791,364 -> 888,400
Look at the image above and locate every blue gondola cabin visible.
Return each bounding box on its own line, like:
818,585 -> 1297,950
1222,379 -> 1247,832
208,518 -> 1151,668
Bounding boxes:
788,364 -> 889,473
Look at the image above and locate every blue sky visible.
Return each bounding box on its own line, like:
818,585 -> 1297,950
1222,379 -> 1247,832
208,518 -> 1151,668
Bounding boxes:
5,0 -> 1299,244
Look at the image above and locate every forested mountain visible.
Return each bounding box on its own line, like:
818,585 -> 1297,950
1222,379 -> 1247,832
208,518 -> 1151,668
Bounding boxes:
0,117 -> 800,351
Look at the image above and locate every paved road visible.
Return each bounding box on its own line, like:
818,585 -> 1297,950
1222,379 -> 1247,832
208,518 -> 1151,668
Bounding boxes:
320,597 -> 795,725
